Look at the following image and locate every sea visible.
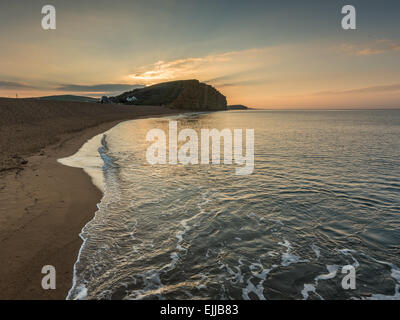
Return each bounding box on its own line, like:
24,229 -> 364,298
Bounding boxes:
59,109 -> 400,300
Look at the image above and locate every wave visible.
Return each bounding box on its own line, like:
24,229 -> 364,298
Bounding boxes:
57,110 -> 400,300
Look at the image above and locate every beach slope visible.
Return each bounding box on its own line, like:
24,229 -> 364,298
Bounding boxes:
0,99 -> 182,299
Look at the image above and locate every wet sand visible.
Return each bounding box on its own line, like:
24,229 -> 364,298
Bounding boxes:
0,99 -> 183,299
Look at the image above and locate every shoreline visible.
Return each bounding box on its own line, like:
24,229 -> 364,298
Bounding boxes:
0,110 -> 185,300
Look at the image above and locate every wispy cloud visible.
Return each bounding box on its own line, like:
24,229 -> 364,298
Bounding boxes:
314,83 -> 400,96
57,83 -> 145,93
128,56 -> 229,83
218,79 -> 268,88
0,81 -> 34,90
128,48 -> 269,85
341,39 -> 400,56
205,68 -> 264,85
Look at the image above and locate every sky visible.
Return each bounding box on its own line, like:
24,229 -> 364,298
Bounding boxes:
0,0 -> 399,108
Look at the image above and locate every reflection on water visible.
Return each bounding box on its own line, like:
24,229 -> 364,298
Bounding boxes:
65,110 -> 400,300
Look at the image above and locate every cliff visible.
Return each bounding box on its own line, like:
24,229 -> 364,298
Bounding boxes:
115,80 -> 227,111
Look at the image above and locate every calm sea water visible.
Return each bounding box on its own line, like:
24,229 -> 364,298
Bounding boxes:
65,110 -> 400,300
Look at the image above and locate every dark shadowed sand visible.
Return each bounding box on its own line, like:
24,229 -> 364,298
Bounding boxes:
0,98 -> 184,299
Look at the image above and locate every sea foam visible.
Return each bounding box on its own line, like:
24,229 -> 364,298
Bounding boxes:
58,132 -> 108,192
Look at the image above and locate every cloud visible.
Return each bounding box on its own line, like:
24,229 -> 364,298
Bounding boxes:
218,79 -> 267,88
314,83 -> 400,96
341,39 -> 400,56
0,81 -> 34,90
57,83 -> 145,93
205,68 -> 263,84
128,56 -> 227,82
127,48 -> 268,84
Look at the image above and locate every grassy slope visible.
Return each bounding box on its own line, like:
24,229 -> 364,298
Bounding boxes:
116,81 -> 184,105
36,95 -> 99,103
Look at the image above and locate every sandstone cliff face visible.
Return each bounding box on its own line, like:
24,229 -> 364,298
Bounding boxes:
168,80 -> 227,111
116,79 -> 227,111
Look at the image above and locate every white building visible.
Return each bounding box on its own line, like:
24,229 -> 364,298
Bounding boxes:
126,96 -> 137,103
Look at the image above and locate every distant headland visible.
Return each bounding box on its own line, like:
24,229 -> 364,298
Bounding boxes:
227,104 -> 250,110
16,79 -> 252,112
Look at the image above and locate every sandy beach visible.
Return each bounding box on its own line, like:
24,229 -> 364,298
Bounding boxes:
0,99 -> 183,299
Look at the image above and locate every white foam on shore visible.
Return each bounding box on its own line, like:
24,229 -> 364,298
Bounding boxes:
60,115 -> 202,300
73,285 -> 88,300
58,132 -> 109,193
301,264 -> 339,300
359,252 -> 400,300
278,240 -> 309,267
59,122 -> 125,300
60,129 -> 111,299
339,249 -> 360,268
311,244 -> 321,259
